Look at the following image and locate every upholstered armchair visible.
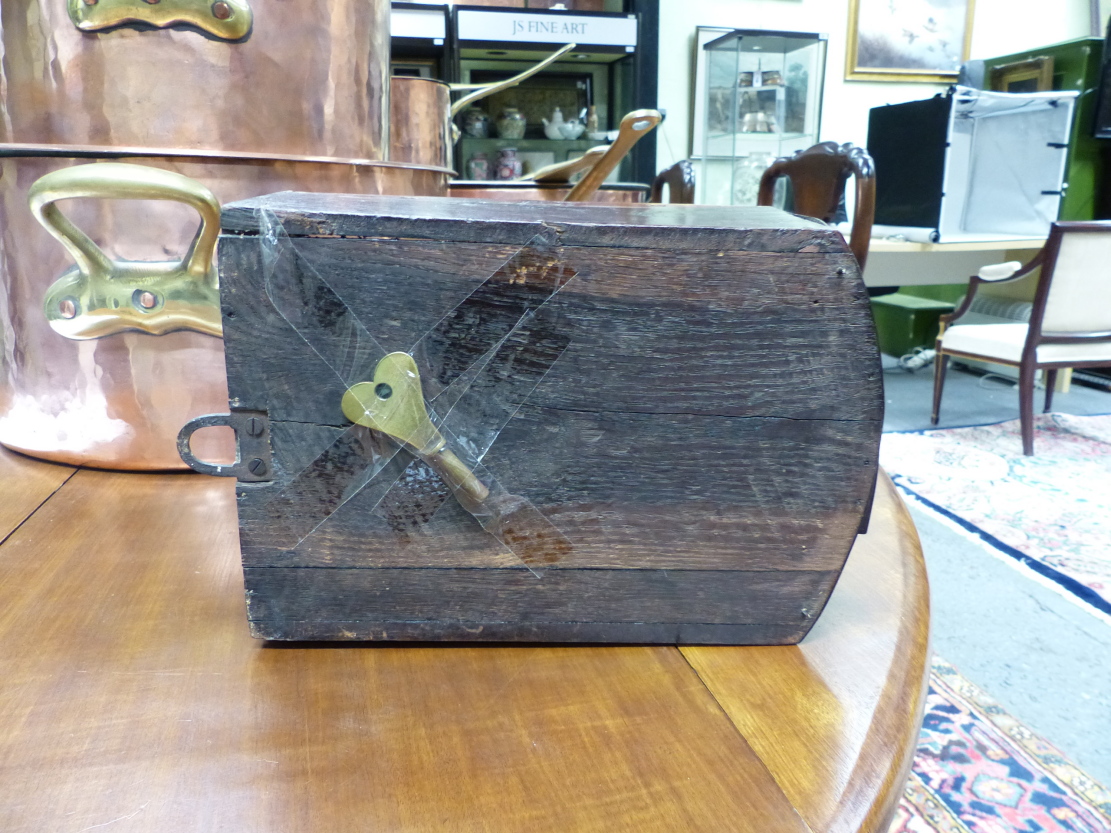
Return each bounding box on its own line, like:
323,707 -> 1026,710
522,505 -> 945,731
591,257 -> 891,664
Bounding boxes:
932,222 -> 1111,455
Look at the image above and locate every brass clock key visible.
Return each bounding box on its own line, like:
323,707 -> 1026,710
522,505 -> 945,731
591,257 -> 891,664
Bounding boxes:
341,352 -> 491,506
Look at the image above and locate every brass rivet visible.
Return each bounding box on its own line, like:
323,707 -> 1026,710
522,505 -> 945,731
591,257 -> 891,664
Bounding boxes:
137,291 -> 158,310
212,1 -> 232,19
59,299 -> 77,319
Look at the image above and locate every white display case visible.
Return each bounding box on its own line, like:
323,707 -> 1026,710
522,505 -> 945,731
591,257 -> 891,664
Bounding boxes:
700,29 -> 827,206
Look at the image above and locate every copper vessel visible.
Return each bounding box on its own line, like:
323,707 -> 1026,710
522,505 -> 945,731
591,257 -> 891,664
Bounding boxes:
0,152 -> 449,470
0,0 -> 390,160
449,181 -> 648,203
390,78 -> 452,169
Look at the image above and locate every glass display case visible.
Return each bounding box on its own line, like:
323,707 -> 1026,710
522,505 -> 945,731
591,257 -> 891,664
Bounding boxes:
700,29 -> 827,205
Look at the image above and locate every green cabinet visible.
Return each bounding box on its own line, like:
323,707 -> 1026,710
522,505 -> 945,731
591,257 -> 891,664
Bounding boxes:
870,293 -> 956,357
983,38 -> 1106,221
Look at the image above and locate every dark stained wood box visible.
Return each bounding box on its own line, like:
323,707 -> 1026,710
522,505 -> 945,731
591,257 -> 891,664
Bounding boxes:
190,194 -> 883,644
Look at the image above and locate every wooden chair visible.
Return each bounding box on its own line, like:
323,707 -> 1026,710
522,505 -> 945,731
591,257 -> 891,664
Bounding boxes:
757,141 -> 876,270
649,160 -> 695,204
932,221 -> 1111,455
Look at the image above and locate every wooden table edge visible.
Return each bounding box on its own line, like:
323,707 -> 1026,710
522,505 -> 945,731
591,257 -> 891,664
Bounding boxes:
840,472 -> 932,833
680,471 -> 931,833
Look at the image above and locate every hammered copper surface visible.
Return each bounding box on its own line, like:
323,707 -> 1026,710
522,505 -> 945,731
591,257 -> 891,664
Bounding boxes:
0,0 -> 389,159
390,77 -> 452,170
0,154 -> 448,470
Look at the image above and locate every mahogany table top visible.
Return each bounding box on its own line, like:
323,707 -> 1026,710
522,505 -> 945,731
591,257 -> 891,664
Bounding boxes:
0,446 -> 929,832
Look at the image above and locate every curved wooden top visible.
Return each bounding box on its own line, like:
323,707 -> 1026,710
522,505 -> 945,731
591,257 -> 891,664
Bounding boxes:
0,446 -> 929,833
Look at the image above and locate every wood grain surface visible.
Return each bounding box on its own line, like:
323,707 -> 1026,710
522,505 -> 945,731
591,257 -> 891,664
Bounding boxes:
0,444 -> 74,538
0,460 -> 927,832
220,192 -> 853,251
215,201 -> 883,642
683,474 -> 932,833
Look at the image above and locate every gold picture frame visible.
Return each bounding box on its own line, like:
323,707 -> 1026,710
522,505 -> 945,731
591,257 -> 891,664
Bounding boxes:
846,0 -> 976,82
989,57 -> 1055,93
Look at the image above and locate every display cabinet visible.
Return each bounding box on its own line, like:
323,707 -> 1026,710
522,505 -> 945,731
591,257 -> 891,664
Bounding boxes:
700,29 -> 827,205
389,2 -> 660,183
452,4 -> 646,181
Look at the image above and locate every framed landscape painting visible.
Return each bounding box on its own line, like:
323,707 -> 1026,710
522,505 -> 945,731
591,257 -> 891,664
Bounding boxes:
846,0 -> 976,82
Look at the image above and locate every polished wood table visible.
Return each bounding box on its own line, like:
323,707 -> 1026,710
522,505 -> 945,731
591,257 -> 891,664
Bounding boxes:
0,446 -> 930,832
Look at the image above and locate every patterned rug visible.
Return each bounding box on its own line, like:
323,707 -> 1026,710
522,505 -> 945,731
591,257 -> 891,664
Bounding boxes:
893,658 -> 1111,833
880,413 -> 1111,616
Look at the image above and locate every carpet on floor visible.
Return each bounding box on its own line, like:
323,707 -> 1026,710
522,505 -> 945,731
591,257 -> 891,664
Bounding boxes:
880,413 -> 1111,616
893,657 -> 1111,833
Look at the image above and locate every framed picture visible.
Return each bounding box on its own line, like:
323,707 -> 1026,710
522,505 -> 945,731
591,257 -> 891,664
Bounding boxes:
989,57 -> 1055,93
846,0 -> 976,82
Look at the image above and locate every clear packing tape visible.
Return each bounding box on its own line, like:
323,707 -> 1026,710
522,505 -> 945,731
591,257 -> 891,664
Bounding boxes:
256,210 -> 577,577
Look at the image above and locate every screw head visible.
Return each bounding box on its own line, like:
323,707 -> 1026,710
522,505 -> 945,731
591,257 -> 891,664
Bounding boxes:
836,267 -> 847,276
59,299 -> 77,319
247,458 -> 267,476
245,417 -> 264,437
212,1 -> 232,18
134,290 -> 158,310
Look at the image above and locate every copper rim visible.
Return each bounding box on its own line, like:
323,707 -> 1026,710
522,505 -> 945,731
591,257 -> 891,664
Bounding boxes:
0,143 -> 457,177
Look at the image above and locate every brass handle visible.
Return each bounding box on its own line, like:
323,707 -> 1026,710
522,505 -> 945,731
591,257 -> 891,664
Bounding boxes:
341,353 -> 491,506
450,43 -> 577,119
565,109 -> 662,202
29,162 -> 223,340
524,146 -> 608,184
68,0 -> 253,40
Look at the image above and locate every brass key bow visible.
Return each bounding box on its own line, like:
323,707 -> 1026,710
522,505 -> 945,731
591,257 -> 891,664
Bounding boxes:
341,353 -> 490,506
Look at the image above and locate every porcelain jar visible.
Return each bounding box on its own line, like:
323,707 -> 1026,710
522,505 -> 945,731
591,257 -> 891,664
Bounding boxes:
467,152 -> 490,180
496,109 -> 527,140
495,148 -> 523,180
460,107 -> 490,139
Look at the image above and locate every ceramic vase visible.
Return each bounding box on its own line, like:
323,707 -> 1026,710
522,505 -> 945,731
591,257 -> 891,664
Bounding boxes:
496,108 -> 527,140
496,148 -> 523,180
467,152 -> 490,180
461,107 -> 490,139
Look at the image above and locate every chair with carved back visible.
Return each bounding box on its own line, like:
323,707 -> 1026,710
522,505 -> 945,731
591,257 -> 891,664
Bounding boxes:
757,141 -> 876,270
932,221 -> 1111,455
649,160 -> 695,204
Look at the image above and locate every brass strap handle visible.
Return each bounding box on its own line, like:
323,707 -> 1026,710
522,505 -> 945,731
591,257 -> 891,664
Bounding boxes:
564,109 -> 662,202
524,146 -> 608,184
29,162 -> 223,340
68,0 -> 253,40
450,43 -> 577,118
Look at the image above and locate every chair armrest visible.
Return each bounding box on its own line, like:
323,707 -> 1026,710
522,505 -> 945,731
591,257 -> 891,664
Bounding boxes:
977,261 -> 1022,280
940,249 -> 1047,331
